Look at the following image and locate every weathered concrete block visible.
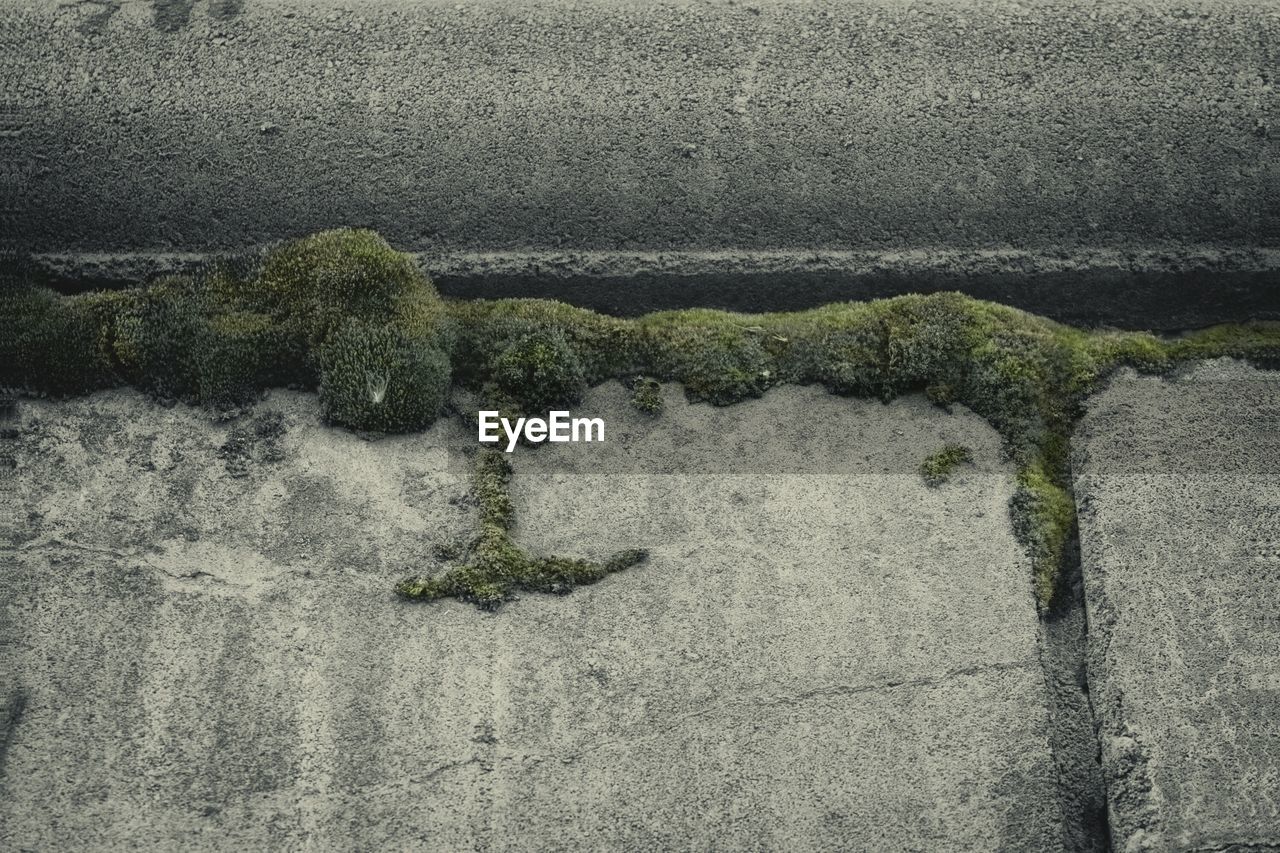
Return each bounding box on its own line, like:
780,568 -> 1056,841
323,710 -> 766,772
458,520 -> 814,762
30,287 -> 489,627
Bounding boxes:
0,385 -> 1079,849
1075,360 -> 1280,851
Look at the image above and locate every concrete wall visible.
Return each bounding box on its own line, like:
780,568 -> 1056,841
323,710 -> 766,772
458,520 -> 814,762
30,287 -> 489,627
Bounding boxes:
3,0 -> 1277,318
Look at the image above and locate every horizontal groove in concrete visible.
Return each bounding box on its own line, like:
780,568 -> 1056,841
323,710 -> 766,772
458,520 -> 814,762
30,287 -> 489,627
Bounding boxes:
31,246 -> 1280,329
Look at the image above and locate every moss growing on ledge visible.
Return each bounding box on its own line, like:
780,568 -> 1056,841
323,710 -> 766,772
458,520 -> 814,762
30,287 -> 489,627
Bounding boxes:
396,450 -> 648,610
921,444 -> 973,487
5,229 -> 454,431
7,228 -> 1280,612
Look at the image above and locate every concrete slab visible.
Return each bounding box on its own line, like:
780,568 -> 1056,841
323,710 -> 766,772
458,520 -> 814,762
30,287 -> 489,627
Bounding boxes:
1074,360 -> 1280,852
0,384 -> 1073,850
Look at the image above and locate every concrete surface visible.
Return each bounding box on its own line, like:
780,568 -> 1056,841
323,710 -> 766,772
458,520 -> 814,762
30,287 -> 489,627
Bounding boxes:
0,384 -> 1090,850
1074,359 -> 1280,852
3,0 -> 1278,321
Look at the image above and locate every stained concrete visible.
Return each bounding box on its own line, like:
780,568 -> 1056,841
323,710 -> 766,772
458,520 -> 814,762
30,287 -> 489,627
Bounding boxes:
3,0 -> 1278,319
0,384 -> 1086,850
1074,360 -> 1280,852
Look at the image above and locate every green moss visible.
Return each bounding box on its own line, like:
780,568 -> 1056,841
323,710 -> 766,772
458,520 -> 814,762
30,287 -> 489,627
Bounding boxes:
191,311 -> 290,409
397,450 -> 648,609
1012,459 -> 1078,610
489,328 -> 588,415
317,319 -> 451,433
2,287 -> 133,395
1167,323 -> 1280,367
920,443 -> 973,487
112,278 -> 209,400
13,230 -> 454,424
12,229 -> 1280,614
448,299 -> 635,399
249,229 -> 432,345
630,376 -> 664,414
639,311 -> 777,404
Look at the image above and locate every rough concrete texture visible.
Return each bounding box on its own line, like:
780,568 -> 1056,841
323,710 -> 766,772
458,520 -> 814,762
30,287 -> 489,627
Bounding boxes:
1074,359 -> 1280,852
0,384 -> 1094,849
3,0 -> 1278,319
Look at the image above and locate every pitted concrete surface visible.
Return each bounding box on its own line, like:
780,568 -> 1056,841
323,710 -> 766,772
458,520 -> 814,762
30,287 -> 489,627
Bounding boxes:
1074,360 -> 1280,852
0,385 -> 1079,850
3,0 -> 1276,259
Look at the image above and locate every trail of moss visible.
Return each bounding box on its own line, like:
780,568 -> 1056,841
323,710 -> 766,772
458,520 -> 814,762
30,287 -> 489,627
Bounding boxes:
4,229 -> 1278,610
395,450 -> 648,610
448,295 -> 1277,610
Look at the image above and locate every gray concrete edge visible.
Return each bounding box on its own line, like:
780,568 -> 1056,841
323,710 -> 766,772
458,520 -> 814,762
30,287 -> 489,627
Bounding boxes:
30,245 -> 1280,329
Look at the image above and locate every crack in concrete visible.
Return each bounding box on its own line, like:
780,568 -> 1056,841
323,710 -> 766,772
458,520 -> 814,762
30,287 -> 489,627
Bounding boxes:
0,688 -> 27,794
1038,502 -> 1113,853
12,538 -> 252,588
554,659 -> 1042,766
769,658 -> 1040,705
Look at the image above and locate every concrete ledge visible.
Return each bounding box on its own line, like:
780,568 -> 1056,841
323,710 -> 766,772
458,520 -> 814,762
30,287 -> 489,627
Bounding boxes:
3,0 -> 1277,317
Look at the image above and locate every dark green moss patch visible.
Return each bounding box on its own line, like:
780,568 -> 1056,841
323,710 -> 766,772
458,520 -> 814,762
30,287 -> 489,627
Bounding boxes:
396,450 -> 648,609
5,229 -> 453,434
920,444 -> 973,487
629,376 -> 664,414
317,319 -> 451,433
489,328 -> 587,415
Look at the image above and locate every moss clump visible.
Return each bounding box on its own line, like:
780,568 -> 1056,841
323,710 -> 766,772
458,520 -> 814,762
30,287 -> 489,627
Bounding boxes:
397,450 -> 648,609
1012,460 -> 1078,608
2,287 -> 132,395
448,298 -> 637,391
639,312 -> 777,404
247,228 -> 432,347
920,443 -> 973,487
112,279 -> 207,399
317,319 -> 451,433
489,328 -> 588,415
7,229 -> 455,431
192,311 -> 294,410
630,376 -> 663,414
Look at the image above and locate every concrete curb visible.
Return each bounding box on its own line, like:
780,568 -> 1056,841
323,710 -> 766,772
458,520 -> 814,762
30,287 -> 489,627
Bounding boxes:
4,0 -> 1278,318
